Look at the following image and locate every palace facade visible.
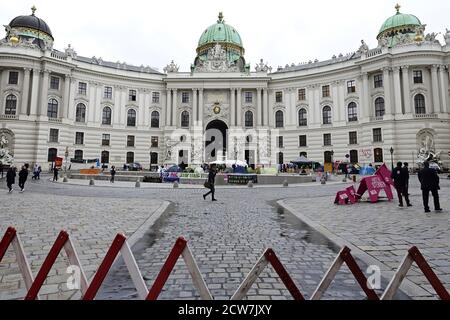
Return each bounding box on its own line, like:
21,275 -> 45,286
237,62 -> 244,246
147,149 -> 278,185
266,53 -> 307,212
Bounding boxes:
0,6 -> 449,169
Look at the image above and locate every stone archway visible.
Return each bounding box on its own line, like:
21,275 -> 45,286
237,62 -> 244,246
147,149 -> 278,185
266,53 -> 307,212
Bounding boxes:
205,119 -> 228,163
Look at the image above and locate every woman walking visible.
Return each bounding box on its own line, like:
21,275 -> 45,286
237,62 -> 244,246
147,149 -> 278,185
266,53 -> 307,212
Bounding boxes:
110,166 -> 116,183
203,164 -> 217,201
6,166 -> 16,193
18,165 -> 29,192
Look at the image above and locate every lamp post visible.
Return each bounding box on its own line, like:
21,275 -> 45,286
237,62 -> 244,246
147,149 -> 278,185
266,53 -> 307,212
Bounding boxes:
390,147 -> 394,170
330,150 -> 334,175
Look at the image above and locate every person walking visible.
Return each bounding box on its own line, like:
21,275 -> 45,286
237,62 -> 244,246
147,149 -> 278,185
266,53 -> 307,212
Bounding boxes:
6,166 -> 16,193
32,163 -> 39,180
0,163 -> 3,179
403,162 -> 410,196
110,166 -> 116,183
18,165 -> 29,192
203,164 -> 217,201
53,166 -> 59,182
418,161 -> 442,213
391,162 -> 411,207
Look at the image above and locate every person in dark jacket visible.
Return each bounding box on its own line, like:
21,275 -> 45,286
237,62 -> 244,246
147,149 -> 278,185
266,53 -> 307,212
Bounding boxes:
53,166 -> 59,182
418,161 -> 442,213
203,164 -> 217,201
18,165 -> 29,192
110,166 -> 116,183
391,162 -> 411,207
403,162 -> 410,196
6,166 -> 16,193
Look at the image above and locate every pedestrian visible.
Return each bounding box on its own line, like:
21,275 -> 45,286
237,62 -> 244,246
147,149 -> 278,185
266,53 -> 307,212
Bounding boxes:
18,165 -> 29,192
203,164 -> 217,201
32,163 -> 39,180
418,161 -> 442,213
403,162 -> 410,196
0,163 -> 4,179
37,165 -> 41,179
6,166 -> 16,193
110,165 -> 116,183
53,166 -> 59,182
391,162 -> 412,207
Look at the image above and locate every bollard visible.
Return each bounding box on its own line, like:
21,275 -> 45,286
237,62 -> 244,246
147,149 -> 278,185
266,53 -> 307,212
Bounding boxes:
320,176 -> 326,185
173,181 -> 179,188
135,179 -> 141,188
89,178 -> 95,186
247,181 -> 254,188
283,179 -> 289,187
63,176 -> 68,183
352,175 -> 357,183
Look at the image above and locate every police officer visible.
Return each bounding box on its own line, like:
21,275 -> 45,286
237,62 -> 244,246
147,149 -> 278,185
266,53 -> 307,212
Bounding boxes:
418,161 -> 442,213
391,162 -> 411,207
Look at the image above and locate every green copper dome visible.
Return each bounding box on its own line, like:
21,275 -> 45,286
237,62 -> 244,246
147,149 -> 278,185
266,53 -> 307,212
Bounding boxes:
197,12 -> 243,50
378,4 -> 421,38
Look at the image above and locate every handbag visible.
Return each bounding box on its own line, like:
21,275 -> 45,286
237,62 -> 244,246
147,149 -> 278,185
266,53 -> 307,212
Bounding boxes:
204,181 -> 211,188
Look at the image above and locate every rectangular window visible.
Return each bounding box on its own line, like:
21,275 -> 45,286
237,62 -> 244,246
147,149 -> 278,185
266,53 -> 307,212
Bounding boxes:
245,91 -> 253,103
129,90 -> 137,101
75,132 -> 84,145
127,135 -> 135,147
277,136 -> 284,148
413,70 -> 423,84
182,92 -> 190,103
349,131 -> 358,145
299,135 -> 307,147
347,80 -> 356,93
322,85 -> 330,98
78,82 -> 87,95
8,71 -> 19,85
49,129 -> 59,143
50,76 -> 60,90
102,134 -> 110,146
275,91 -> 283,103
374,74 -> 383,88
104,86 -> 113,99
298,89 -> 306,101
151,136 -> 159,148
152,92 -> 160,103
373,128 -> 382,142
323,133 -> 332,146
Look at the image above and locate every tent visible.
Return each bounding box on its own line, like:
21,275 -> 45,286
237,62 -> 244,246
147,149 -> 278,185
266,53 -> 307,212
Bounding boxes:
291,156 -> 313,164
209,160 -> 248,167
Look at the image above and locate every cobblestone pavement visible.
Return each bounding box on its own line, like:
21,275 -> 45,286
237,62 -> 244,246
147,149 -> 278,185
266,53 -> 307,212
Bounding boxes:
281,177 -> 450,299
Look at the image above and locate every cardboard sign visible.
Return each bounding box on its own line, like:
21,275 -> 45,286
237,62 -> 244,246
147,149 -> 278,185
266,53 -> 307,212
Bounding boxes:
345,185 -> 357,204
375,163 -> 394,186
357,175 -> 393,203
334,191 -> 349,205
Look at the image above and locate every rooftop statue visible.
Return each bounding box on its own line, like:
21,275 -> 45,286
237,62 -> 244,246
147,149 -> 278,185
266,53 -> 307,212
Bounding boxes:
164,60 -> 179,73
255,59 -> 272,73
358,40 -> 369,53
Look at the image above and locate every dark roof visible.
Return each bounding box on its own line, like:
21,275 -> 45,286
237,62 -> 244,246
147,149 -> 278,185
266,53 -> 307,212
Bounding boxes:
9,14 -> 53,38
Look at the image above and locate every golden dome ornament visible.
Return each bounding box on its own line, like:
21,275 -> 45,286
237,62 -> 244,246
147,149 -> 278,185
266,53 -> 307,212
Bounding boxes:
10,36 -> 19,44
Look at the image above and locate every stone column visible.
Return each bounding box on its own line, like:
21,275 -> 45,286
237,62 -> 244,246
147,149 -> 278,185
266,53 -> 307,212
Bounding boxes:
383,67 -> 393,115
30,69 -> 40,116
268,89 -> 274,127
338,81 -> 346,122
236,89 -> 242,126
198,89 -> 204,128
62,74 -> 71,119
430,65 -> 440,114
95,84 -> 102,123
39,70 -> 50,116
362,72 -> 369,118
290,88 -> 296,126
192,88 -> 198,124
0,70 -> 3,113
263,88 -> 268,126
402,66 -> 412,114
172,89 -> 177,126
393,67 -> 403,115
230,88 -> 235,126
314,86 -> 321,124
166,89 -> 172,126
257,88 -> 262,126
331,82 -> 339,122
307,85 -> 315,124
20,68 -> 31,115
438,65 -> 448,114
138,91 -> 145,126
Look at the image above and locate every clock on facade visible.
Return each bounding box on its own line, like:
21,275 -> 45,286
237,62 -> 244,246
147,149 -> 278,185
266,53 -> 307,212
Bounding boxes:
213,104 -> 221,114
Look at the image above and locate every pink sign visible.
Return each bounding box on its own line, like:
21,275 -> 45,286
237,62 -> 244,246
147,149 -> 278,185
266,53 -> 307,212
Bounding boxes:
334,186 -> 358,205
375,163 -> 394,186
357,175 -> 393,203
345,186 -> 357,204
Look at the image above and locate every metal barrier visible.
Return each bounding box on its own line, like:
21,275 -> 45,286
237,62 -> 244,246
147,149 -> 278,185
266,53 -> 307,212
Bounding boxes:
1,227 -> 449,300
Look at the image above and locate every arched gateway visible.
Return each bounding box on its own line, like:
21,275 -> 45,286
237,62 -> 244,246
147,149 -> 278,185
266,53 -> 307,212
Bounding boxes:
205,120 -> 228,163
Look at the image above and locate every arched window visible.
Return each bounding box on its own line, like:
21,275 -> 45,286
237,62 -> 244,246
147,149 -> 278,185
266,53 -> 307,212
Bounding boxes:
127,109 -> 136,127
75,103 -> 86,122
47,99 -> 58,118
126,151 -> 134,164
181,111 -> 189,127
298,108 -> 307,126
375,97 -> 385,117
102,107 -> 112,125
275,110 -> 284,128
414,94 -> 426,114
322,106 -> 332,124
74,150 -> 83,161
324,151 -> 333,163
151,111 -> 160,128
245,111 -> 253,127
348,102 -> 358,122
374,148 -> 383,163
349,150 -> 358,164
47,148 -> 57,162
101,151 -> 110,164
4,94 -> 17,115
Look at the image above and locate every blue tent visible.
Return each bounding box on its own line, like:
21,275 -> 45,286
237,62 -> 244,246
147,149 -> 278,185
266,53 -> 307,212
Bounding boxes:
360,166 -> 375,176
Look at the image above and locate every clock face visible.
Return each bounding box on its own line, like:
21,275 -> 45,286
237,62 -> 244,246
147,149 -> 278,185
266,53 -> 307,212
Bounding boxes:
213,105 -> 221,114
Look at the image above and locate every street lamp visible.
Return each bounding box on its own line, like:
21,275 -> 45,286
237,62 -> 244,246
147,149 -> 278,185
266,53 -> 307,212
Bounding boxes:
390,147 -> 394,170
331,150 -> 334,174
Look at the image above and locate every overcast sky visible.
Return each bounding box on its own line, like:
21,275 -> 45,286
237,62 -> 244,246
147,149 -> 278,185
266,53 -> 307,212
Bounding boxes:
1,0 -> 449,72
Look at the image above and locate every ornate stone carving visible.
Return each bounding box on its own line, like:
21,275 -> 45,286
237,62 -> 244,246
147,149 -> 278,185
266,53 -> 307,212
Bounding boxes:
357,40 -> 369,54
65,44 -> 77,58
0,130 -> 14,165
445,28 -> 450,45
194,43 -> 240,73
164,60 -> 179,73
255,59 -> 272,73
